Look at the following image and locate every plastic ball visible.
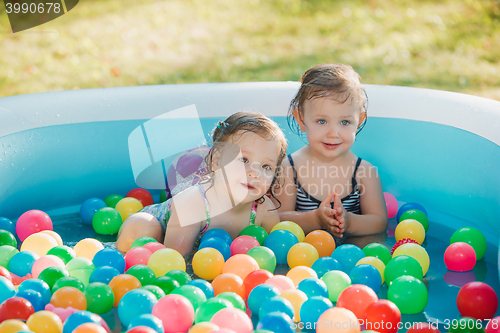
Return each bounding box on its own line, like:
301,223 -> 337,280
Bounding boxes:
92,207 -> 123,235
356,257 -> 385,284
16,210 -> 53,242
331,244 -> 366,274
391,238 -> 419,255
92,248 -> 125,273
40,230 -> 63,246
118,289 -> 157,327
109,274 -> 142,307
321,270 -> 351,302
0,229 -> 17,247
74,239 -> 104,261
210,308 -> 253,333
363,243 -> 392,265
127,188 -> 154,207
395,219 -> 425,244
265,275 -> 295,293
215,292 -> 245,312
406,323 -> 440,333
448,317 -> 484,333
84,282 -> 115,314
125,247 -> 153,271
131,236 -> 158,249
279,288 -> 308,321
297,277 -> 328,298
286,266 -> 318,286
384,255 -> 423,285
0,297 -> 35,322
52,276 -> 85,292
445,242 -> 477,272
171,285 -> 207,311
259,296 -> 295,320
165,269 -> 192,286
0,266 -> 10,282
486,316 -> 500,333
200,229 -> 233,245
31,255 -> 65,279
0,217 -> 16,235
66,257 -> 96,286
384,192 -> 398,219
300,296 -> 333,327
62,311 -> 102,333
457,281 -> 499,320
0,245 -> 18,268
126,264 -> 156,286
128,314 -> 164,333
187,279 -> 215,299
396,202 -> 427,222
21,233 -> 58,257
212,273 -> 245,299
387,275 -> 428,314
26,310 -> 63,333
222,254 -> 259,280
89,266 -> 120,285
199,237 -> 231,261
271,221 -> 305,242
317,307 -> 360,333
116,197 -> 144,222
195,297 -> 233,323
127,326 -> 158,333
189,322 -> 220,333
287,242 -> 319,268
73,323 -> 107,333
15,288 -> 44,312
243,269 -> 274,299
263,230 -> 299,265
80,198 -> 107,225
147,248 -> 186,276
304,230 -> 336,257
246,246 -> 276,273
9,251 -> 39,277
151,276 -> 180,295
142,242 -> 166,253
37,266 -> 69,290
363,299 -> 401,333
152,295 -> 195,331
47,245 -> 76,265
239,225 -> 268,245
18,279 -> 52,304
0,319 -> 31,333
248,284 -> 281,314
392,243 -> 430,276
451,227 -> 487,260
230,235 -> 260,256
256,312 -> 294,333
311,256 -> 342,278
50,286 -> 87,310
399,209 -> 429,232
193,248 -> 225,280
349,264 -> 382,293
337,284 -> 378,319
104,194 -> 124,208
141,285 -> 166,300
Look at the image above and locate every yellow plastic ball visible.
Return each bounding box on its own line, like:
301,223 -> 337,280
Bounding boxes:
317,307 -> 361,333
271,221 -> 305,242
20,232 -> 58,257
356,257 -> 385,284
115,197 -> 144,222
0,319 -> 31,333
280,288 -> 308,321
392,243 -> 430,276
27,310 -> 63,333
192,248 -> 225,280
189,322 -> 220,333
74,238 -> 104,261
147,248 -> 186,276
286,266 -> 318,287
395,219 -> 425,245
40,230 -> 64,246
287,242 -> 319,268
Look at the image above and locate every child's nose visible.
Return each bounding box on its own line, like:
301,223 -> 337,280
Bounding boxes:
326,125 -> 339,137
247,163 -> 260,178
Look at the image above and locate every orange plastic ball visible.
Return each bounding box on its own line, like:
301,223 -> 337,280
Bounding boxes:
286,266 -> 318,287
74,238 -> 104,261
287,242 -> 319,268
26,310 -> 63,333
280,289 -> 308,322
304,230 -> 336,257
0,319 -> 31,333
189,322 -> 220,333
72,323 -> 107,333
50,286 -> 87,310
192,248 -> 225,280
212,273 -> 245,299
108,274 -> 142,307
222,254 -> 260,280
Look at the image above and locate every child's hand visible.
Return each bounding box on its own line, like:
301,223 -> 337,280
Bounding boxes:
333,190 -> 349,238
316,191 -> 343,237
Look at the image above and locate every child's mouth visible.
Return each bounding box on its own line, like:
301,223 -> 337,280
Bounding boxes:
241,183 -> 257,190
323,142 -> 341,149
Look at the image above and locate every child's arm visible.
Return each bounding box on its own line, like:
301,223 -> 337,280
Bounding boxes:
256,196 -> 281,233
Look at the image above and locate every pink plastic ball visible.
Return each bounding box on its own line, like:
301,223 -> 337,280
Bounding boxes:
152,294 -> 194,333
265,275 -> 295,293
124,247 -> 153,270
210,308 -> 252,333
230,236 -> 260,256
16,210 -> 53,242
31,255 -> 65,278
208,330 -> 236,333
384,193 -> 398,219
444,242 -> 476,272
486,316 -> 500,333
142,242 -> 166,253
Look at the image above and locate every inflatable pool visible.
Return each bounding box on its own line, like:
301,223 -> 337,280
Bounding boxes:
1,82 -> 499,331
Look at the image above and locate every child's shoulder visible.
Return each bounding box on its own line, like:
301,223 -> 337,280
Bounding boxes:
255,196 -> 280,229
356,158 -> 380,181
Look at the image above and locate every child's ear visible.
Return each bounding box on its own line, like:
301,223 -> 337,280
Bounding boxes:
211,150 -> 221,171
293,109 -> 306,132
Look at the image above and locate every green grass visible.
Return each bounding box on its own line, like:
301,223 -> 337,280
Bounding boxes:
1,0 -> 499,100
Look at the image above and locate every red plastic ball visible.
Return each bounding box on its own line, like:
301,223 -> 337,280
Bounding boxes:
0,266 -> 12,281
243,269 -> 274,299
486,316 -> 500,333
126,188 -> 154,207
337,284 -> 378,320
127,326 -> 158,333
406,323 -> 440,333
363,299 -> 401,333
230,236 -> 260,256
444,242 -> 477,272
457,281 -> 498,320
0,297 -> 35,322
391,238 -> 418,255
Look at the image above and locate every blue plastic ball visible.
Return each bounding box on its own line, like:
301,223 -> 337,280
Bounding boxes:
0,276 -> 15,304
200,228 -> 233,245
248,284 -> 280,314
187,279 -> 214,299
199,237 -> 231,261
349,264 -> 382,293
9,251 -> 39,277
0,217 -> 16,236
80,198 -> 107,225
118,289 -> 157,327
299,296 -> 333,326
298,277 -> 329,299
92,248 -> 125,273
331,244 -> 365,274
263,230 -> 299,265
63,311 -> 102,333
18,279 -> 51,304
259,296 -> 295,319
257,312 -> 294,333
396,202 -> 427,222
89,266 -> 121,285
311,257 -> 343,278
128,314 -> 164,333
16,288 -> 45,311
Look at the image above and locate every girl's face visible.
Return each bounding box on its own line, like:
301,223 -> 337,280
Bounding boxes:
214,131 -> 280,204
297,97 -> 362,160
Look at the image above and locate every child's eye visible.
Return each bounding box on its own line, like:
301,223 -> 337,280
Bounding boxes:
262,164 -> 272,171
239,157 -> 249,163
341,120 -> 350,125
317,119 -> 327,124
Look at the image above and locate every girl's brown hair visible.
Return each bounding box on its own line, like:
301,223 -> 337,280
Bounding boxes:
288,63 -> 368,136
202,111 -> 288,206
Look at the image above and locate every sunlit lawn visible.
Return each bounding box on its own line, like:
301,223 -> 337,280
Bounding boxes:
0,0 -> 499,100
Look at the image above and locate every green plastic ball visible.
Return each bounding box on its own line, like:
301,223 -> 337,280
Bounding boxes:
216,292 -> 246,311
448,317 -> 485,333
0,245 -> 18,268
387,275 -> 428,314
47,245 -> 77,265
131,236 -> 158,249
141,285 -> 166,300
38,266 -> 70,290
247,246 -> 276,273
450,227 -> 487,260
321,270 -> 351,302
52,276 -> 85,292
84,282 -> 115,314
171,285 -> 207,311
165,269 -> 191,286
363,243 -> 392,265
159,190 -> 168,203
126,265 -> 156,286
400,209 -> 429,232
66,258 -> 95,287
151,276 -> 180,295
0,230 -> 17,248
384,255 -> 423,285
92,207 -> 123,235
194,297 -> 233,323
239,225 -> 268,245
104,194 -> 124,208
